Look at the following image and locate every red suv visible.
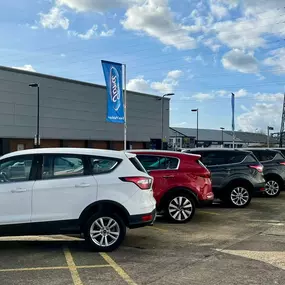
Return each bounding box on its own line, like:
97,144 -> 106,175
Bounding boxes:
130,150 -> 214,223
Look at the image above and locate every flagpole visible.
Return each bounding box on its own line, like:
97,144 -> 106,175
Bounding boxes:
123,64 -> 127,150
231,93 -> 235,149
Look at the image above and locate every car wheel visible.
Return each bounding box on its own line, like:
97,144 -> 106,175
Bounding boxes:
165,193 -> 196,223
265,179 -> 281,197
227,186 -> 252,208
84,212 -> 126,252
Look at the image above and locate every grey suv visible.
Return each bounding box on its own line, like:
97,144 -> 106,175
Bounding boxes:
245,148 -> 285,197
181,149 -> 265,207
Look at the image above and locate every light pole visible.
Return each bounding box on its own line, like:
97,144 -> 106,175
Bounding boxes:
267,126 -> 274,147
220,127 -> 225,148
29,83 -> 40,148
191,108 -> 199,147
161,93 -> 174,150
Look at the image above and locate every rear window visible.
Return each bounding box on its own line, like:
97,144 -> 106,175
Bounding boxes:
136,155 -> 179,170
243,154 -> 258,163
191,151 -> 246,165
259,151 -> 277,161
89,156 -> 120,174
273,153 -> 285,161
129,157 -> 147,173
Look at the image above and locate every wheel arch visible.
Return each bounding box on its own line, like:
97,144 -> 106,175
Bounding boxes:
264,173 -> 283,185
158,187 -> 199,211
79,200 -> 130,229
224,178 -> 254,191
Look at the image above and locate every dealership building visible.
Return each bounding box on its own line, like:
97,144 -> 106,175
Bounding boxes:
0,66 -> 169,155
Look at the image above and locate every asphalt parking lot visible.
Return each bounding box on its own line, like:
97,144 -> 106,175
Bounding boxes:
1,194 -> 285,285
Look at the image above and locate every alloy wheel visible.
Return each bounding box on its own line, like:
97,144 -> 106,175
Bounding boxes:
90,217 -> 120,247
168,196 -> 193,221
265,180 -> 279,196
230,187 -> 249,206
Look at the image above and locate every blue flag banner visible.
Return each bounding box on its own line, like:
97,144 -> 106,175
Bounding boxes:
101,60 -> 125,124
231,93 -> 235,132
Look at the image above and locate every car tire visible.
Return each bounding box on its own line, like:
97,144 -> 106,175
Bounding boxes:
164,192 -> 196,223
265,178 -> 281,197
226,184 -> 252,208
83,212 -> 126,252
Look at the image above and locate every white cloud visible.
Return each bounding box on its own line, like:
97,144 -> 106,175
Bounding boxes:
127,69 -> 183,95
121,0 -> 197,50
210,0 -> 229,19
127,76 -> 151,93
184,54 -> 207,65
263,47 -> 285,74
237,102 -> 282,132
151,69 -> 183,94
184,56 -> 192,63
56,0 -> 134,12
69,25 -> 98,40
254,92 -> 284,102
192,92 -> 215,101
212,6 -> 285,50
12,65 -> 36,72
39,7 -> 69,30
173,121 -> 187,127
222,49 -> 258,73
60,53 -> 66,57
235,89 -> 247,97
69,24 -> 115,40
203,37 -> 221,52
167,70 -> 183,79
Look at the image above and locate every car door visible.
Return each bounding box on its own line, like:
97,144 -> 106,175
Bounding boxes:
0,154 -> 35,225
136,154 -> 179,202
31,154 -> 98,223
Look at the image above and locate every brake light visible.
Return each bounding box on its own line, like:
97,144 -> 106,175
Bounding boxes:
199,172 -> 211,178
120,176 -> 152,190
249,165 -> 263,173
279,162 -> 285,166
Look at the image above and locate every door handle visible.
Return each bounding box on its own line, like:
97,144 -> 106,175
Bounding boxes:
75,183 -> 90,188
163,175 -> 174,178
11,188 -> 27,193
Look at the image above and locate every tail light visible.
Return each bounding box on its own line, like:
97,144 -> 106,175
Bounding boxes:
249,165 -> 263,173
279,162 -> 285,166
120,176 -> 152,190
199,172 -> 211,178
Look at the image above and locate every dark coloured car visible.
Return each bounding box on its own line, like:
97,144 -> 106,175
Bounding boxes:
181,148 -> 265,207
244,148 -> 285,197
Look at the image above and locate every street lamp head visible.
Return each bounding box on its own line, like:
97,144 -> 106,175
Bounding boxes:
163,93 -> 174,97
220,127 -> 225,130
29,83 -> 39,88
191,108 -> 198,112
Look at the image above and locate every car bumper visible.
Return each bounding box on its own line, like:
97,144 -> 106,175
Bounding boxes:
198,192 -> 214,207
128,209 -> 157,229
253,182 -> 266,194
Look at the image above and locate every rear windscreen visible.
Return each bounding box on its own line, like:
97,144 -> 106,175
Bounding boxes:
243,154 -> 258,163
129,157 -> 147,173
273,153 -> 285,161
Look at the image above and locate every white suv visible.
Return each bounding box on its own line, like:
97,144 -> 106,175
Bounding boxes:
0,148 -> 156,251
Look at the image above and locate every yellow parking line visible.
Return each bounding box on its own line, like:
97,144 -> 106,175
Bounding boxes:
63,247 -> 83,285
0,266 -> 69,272
76,265 -> 111,269
100,253 -> 138,285
0,264 -> 112,273
199,210 -> 221,216
149,226 -> 168,232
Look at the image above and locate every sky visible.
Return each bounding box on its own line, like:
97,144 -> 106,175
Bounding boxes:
1,0 -> 285,133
